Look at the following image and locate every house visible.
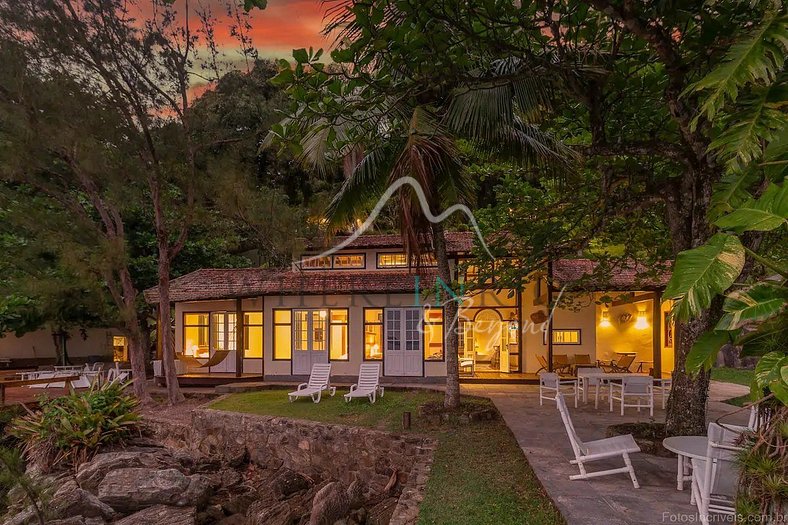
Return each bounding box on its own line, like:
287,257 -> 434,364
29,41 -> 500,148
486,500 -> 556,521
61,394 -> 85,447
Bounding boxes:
0,328 -> 128,368
144,232 -> 675,384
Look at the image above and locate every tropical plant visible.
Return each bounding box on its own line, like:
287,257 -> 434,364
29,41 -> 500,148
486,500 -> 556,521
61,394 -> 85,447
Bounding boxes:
10,381 -> 140,471
0,446 -> 46,525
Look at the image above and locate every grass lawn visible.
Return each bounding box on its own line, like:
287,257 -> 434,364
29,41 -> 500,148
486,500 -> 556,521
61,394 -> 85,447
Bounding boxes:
711,367 -> 755,387
209,390 -> 563,525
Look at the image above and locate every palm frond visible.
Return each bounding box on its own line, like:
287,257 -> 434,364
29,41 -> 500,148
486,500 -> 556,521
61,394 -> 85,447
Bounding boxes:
688,8 -> 787,125
709,79 -> 788,174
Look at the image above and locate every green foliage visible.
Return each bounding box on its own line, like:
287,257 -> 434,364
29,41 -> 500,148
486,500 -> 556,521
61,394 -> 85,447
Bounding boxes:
715,182 -> 788,233
663,233 -> 746,321
10,381 -> 140,471
685,330 -> 736,374
716,283 -> 788,331
0,446 -> 46,525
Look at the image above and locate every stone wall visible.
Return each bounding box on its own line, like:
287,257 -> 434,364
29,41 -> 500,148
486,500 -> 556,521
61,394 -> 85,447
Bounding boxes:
146,406 -> 436,524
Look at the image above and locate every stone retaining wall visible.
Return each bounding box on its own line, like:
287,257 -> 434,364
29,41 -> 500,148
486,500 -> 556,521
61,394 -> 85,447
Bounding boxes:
145,407 -> 436,524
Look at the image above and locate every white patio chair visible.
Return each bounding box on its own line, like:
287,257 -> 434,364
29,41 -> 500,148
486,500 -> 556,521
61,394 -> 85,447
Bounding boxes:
691,423 -> 743,525
576,367 -> 606,408
653,378 -> 672,409
344,363 -> 384,404
610,376 -> 654,416
539,372 -> 578,408
556,393 -> 641,487
288,363 -> 336,403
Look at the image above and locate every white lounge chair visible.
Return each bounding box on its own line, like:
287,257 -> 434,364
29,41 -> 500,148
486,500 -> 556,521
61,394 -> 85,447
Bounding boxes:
691,423 -> 743,524
288,363 -> 336,403
577,367 -> 606,408
610,376 -> 654,416
539,372 -> 578,408
556,392 -> 641,487
653,378 -> 672,409
344,363 -> 384,404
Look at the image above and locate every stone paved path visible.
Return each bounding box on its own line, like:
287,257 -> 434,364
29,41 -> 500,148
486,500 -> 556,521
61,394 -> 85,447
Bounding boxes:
462,382 -> 750,525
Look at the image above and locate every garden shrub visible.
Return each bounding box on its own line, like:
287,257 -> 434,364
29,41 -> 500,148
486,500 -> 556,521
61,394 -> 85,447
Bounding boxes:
10,381 -> 139,471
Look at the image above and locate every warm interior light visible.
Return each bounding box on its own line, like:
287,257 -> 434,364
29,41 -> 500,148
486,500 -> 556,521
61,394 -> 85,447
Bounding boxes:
635,309 -> 649,329
599,310 -> 611,328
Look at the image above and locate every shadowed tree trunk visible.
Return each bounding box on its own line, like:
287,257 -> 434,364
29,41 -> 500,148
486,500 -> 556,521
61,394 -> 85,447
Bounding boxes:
432,221 -> 460,409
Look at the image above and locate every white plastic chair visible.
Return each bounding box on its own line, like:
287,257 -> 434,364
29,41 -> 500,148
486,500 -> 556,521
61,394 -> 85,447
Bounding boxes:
556,393 -> 641,487
653,378 -> 672,409
539,372 -> 578,408
344,363 -> 384,404
610,376 -> 654,416
691,423 -> 742,524
577,367 -> 606,408
288,363 -> 336,403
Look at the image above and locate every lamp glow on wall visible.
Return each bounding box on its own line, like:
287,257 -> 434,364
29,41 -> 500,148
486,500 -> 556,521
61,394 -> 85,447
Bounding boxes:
635,306 -> 649,329
599,309 -> 611,328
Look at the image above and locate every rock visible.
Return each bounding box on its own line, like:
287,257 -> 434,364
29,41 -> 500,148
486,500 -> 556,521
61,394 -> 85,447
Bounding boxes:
269,468 -> 312,500
196,503 -> 225,525
113,505 -> 196,525
216,515 -> 246,525
45,518 -> 105,525
76,451 -> 160,493
49,480 -> 116,521
1,506 -> 36,525
246,498 -> 301,525
97,468 -> 212,513
346,477 -> 366,509
366,498 -> 397,525
309,481 -> 350,525
220,492 -> 256,515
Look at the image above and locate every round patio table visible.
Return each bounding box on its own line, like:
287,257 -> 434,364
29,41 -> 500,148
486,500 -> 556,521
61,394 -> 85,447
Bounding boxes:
662,436 -> 707,491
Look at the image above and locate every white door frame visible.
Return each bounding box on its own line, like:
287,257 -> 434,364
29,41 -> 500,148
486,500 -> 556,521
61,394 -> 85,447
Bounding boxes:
292,309 -> 328,375
210,312 -> 236,373
384,307 -> 423,377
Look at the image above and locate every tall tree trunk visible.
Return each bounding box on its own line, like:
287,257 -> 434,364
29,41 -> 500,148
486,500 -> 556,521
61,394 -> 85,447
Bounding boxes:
663,169 -> 718,436
117,268 -> 153,404
432,222 -> 460,409
51,329 -> 64,367
157,256 -> 184,405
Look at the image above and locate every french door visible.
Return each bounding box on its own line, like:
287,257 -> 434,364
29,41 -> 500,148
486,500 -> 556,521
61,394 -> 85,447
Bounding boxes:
292,309 -> 328,375
384,308 -> 423,376
210,312 -> 236,373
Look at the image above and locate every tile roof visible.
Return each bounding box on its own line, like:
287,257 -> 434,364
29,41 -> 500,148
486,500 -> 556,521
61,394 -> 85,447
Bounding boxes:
551,259 -> 671,290
144,268 -> 436,303
306,231 -> 475,252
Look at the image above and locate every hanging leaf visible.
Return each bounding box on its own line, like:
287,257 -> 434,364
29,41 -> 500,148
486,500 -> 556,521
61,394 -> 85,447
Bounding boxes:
664,233 -> 746,320
685,329 -> 733,375
715,182 -> 788,232
737,313 -> 788,357
716,282 -> 788,331
708,171 -> 758,222
754,351 -> 788,388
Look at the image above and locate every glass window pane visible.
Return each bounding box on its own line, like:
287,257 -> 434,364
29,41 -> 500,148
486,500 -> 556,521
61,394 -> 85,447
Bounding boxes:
333,254 -> 364,268
364,324 -> 382,360
312,311 -> 327,351
244,325 -> 263,358
274,325 -> 292,359
300,256 -> 331,269
212,313 -> 226,351
364,308 -> 383,324
244,312 -> 263,325
184,313 -> 209,326
424,323 -> 443,360
377,253 -> 408,268
425,308 -> 443,323
184,325 -> 209,357
330,324 -> 348,360
274,310 -> 291,324
330,309 -> 348,323
294,311 -> 308,351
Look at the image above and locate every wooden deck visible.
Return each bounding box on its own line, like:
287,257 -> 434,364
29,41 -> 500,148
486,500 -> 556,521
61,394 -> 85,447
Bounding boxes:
460,371 -> 538,384
157,373 -> 264,387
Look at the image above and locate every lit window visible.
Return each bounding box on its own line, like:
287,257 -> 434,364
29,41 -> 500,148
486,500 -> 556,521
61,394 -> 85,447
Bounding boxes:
364,308 -> 383,360
377,253 -> 408,268
300,256 -> 331,270
273,309 -> 292,359
424,308 -> 444,360
244,312 -> 263,358
183,313 -> 209,357
112,336 -> 127,362
544,329 -> 582,345
329,309 -> 349,360
333,254 -> 365,269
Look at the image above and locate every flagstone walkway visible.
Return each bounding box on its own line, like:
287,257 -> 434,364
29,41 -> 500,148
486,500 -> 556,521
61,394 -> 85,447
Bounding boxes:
462,381 -> 750,525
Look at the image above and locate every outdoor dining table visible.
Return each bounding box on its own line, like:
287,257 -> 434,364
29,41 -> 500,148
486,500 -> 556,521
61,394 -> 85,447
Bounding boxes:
662,435 -> 708,491
576,371 -> 648,404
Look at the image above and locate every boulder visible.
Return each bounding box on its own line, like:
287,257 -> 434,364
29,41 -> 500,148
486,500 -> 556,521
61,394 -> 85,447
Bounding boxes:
220,492 -> 256,515
45,518 -> 105,525
309,481 -> 350,525
366,497 -> 398,525
269,468 -> 313,500
246,498 -> 303,525
76,451 -> 160,493
112,505 -> 195,525
97,468 -> 211,513
49,480 -> 116,521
